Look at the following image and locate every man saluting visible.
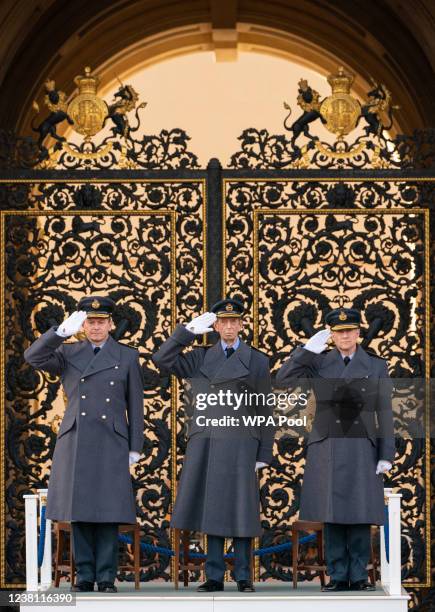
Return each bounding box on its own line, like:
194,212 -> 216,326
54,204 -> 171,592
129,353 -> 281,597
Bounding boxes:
152,298 -> 275,593
24,296 -> 144,593
276,308 -> 394,592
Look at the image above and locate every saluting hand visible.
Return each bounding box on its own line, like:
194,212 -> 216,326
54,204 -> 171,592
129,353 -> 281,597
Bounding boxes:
56,311 -> 88,338
185,312 -> 217,335
304,328 -> 331,354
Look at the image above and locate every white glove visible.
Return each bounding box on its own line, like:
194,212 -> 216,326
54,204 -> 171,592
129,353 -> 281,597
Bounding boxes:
376,460 -> 392,475
55,311 -> 87,338
185,312 -> 217,335
129,451 -> 141,466
303,329 -> 331,354
255,462 -> 268,471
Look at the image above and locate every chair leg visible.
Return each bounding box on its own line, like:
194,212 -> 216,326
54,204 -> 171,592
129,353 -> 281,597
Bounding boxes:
369,529 -> 376,585
173,529 -> 179,590
317,529 -> 326,587
292,530 -> 299,589
54,527 -> 63,587
250,540 -> 254,583
69,532 -> 75,587
134,526 -> 140,590
182,531 -> 189,587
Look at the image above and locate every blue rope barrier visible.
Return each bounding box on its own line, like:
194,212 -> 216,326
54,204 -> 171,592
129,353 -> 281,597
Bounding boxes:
118,533 -> 316,558
384,504 -> 389,563
37,505 -> 46,568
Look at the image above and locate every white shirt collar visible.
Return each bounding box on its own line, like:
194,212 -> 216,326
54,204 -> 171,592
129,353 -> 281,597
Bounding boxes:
221,336 -> 240,352
339,349 -> 356,360
91,339 -> 107,351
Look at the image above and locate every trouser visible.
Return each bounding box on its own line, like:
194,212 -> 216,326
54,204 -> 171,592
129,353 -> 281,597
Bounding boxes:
324,523 -> 371,583
71,522 -> 119,584
205,535 -> 252,582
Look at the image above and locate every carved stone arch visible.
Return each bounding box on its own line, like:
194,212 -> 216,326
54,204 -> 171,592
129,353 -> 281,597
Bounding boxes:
0,0 -> 433,137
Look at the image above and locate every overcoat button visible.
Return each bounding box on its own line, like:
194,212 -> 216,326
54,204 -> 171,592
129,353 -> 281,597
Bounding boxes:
336,419 -> 340,423
361,387 -> 366,392
102,415 -> 107,419
81,378 -> 85,383
106,398 -> 110,402
81,412 -> 86,416
110,381 -> 114,385
114,366 -> 119,370
354,420 -> 359,424
81,395 -> 86,399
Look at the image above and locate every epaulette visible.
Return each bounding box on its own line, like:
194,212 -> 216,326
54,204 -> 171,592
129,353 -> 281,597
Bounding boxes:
251,346 -> 270,358
117,340 -> 139,350
364,347 -> 385,360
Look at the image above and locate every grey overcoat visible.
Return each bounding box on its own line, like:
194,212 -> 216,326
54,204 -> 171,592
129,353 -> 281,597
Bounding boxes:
276,344 -> 394,525
152,324 -> 275,537
24,327 -> 144,523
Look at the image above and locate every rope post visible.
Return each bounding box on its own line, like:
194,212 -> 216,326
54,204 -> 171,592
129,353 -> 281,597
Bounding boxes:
37,489 -> 52,590
387,489 -> 402,595
23,494 -> 38,591
380,487 -> 391,588
381,488 -> 402,595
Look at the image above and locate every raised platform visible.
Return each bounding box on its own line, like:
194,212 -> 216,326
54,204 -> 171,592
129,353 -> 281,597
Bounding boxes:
23,582 -> 410,612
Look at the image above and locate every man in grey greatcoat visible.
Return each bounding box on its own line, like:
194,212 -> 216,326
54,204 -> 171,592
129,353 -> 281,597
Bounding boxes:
276,307 -> 394,592
152,298 -> 275,593
24,296 -> 144,593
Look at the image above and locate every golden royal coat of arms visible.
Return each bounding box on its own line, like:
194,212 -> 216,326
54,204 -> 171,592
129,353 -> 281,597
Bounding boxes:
31,65 -> 145,165
320,67 -> 361,138
67,66 -> 108,140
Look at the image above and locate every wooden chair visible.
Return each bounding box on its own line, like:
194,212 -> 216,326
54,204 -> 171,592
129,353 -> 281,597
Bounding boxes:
118,523 -> 141,590
290,521 -> 379,588
173,529 -> 204,589
54,522 -> 75,587
291,520 -> 326,589
53,521 -> 141,590
172,529 -> 254,589
368,525 -> 379,585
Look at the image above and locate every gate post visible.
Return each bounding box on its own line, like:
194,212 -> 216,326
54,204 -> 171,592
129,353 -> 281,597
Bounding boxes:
206,158 -> 223,308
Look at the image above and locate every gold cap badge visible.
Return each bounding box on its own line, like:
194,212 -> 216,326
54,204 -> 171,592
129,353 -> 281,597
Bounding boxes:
339,310 -> 347,321
225,303 -> 234,311
91,299 -> 100,310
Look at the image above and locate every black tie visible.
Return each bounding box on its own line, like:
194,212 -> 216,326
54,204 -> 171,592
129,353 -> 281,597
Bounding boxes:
225,347 -> 235,358
343,356 -> 350,366
94,346 -> 101,355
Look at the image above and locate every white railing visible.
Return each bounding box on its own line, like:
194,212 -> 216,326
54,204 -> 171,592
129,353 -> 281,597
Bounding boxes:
24,487 -> 402,594
23,489 -> 52,591
380,488 -> 402,595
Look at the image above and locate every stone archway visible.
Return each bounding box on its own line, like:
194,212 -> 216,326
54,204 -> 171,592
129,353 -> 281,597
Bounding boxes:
0,0 -> 433,137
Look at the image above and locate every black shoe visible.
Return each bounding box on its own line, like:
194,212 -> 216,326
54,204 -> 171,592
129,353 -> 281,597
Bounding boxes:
321,580 -> 349,592
196,579 -> 224,592
349,580 -> 376,591
70,581 -> 94,592
237,580 -> 255,592
97,581 -> 117,593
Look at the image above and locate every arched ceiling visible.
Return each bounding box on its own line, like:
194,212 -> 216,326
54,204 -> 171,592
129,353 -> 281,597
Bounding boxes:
0,0 -> 433,136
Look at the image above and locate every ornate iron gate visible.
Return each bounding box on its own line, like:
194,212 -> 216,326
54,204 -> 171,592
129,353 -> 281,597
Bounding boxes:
0,70 -> 433,601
